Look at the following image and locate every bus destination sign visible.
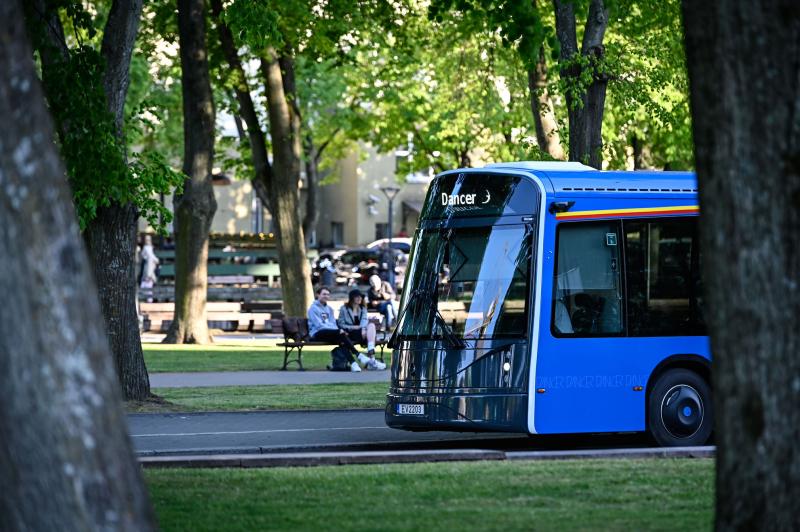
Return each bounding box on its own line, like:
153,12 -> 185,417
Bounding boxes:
421,172 -> 539,219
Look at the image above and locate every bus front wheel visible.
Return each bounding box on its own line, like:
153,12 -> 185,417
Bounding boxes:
648,368 -> 713,447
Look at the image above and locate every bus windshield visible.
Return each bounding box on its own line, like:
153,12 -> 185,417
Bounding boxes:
397,224 -> 533,340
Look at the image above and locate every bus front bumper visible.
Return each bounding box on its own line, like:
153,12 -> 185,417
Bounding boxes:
385,391 -> 529,433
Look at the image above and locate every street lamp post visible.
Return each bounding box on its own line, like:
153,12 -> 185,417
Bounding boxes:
380,185 -> 401,287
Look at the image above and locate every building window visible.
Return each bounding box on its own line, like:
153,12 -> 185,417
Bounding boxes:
375,223 -> 389,240
331,222 -> 344,246
553,222 -> 623,336
624,217 -> 706,336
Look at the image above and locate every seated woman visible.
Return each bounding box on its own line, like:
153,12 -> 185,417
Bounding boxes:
367,274 -> 399,328
307,286 -> 361,372
338,289 -> 386,370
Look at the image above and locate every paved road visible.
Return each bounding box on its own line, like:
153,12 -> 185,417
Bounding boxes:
128,409 -> 653,456
150,370 -> 389,388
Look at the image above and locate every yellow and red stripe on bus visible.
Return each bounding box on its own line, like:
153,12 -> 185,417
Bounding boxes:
555,205 -> 699,221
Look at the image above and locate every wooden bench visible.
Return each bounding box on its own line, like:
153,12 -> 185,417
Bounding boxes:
138,301 -> 273,332
276,317 -> 388,370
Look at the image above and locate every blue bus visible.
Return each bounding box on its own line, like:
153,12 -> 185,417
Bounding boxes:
386,162 -> 711,447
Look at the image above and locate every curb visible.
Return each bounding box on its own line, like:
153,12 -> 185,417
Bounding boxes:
506,445 -> 716,461
139,446 -> 715,468
140,449 -> 505,468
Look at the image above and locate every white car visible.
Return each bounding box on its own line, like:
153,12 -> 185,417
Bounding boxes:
365,237 -> 412,254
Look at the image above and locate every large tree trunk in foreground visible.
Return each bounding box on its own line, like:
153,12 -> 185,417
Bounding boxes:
263,52 -> 313,317
165,0 -> 218,344
553,0 -> 609,169
682,1 -> 800,529
0,3 -> 155,528
528,47 -> 565,160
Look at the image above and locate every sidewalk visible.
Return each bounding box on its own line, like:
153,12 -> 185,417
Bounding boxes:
150,370 -> 390,388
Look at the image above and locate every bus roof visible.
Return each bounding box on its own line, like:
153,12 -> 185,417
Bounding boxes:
482,161 -> 697,199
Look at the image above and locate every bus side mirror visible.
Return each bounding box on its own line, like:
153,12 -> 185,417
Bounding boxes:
549,201 -> 575,214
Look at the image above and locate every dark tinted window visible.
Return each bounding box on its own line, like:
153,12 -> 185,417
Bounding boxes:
553,222 -> 623,336
397,225 -> 532,339
624,217 -> 706,336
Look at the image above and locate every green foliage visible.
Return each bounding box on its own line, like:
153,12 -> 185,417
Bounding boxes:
600,0 -> 693,169
427,0 -> 693,169
130,152 -> 185,230
429,0 -> 555,70
213,0 -> 410,189
126,0 -> 186,171
29,1 -> 183,232
222,0 -> 280,51
341,9 -> 539,174
224,0 -> 402,57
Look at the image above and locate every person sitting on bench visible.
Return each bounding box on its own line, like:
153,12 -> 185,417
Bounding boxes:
338,289 -> 386,370
307,286 -> 362,372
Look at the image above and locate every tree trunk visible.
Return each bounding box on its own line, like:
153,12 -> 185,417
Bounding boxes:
553,0 -> 609,168
165,0 -> 217,344
0,3 -> 155,528
682,1 -> 800,529
90,0 -> 149,400
527,47 -> 565,160
84,204 -> 151,399
101,0 -> 143,136
262,51 -> 313,317
302,134 -> 320,240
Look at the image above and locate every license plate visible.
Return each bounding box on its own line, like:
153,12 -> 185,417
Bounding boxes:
397,404 -> 424,415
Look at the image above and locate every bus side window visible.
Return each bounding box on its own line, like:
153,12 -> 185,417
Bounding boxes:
623,217 -> 706,336
553,222 -> 623,336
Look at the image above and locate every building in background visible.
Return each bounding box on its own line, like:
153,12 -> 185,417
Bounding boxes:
314,145 -> 432,248
139,143 -> 434,248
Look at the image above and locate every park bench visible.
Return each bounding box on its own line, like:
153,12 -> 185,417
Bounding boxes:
276,317 -> 388,370
139,301 -> 274,332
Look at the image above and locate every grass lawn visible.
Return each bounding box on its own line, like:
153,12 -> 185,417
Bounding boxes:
143,342 -> 387,373
146,458 -> 714,531
128,383 -> 388,413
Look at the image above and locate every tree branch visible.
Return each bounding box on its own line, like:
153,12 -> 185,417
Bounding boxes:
100,0 -> 144,135
210,0 -> 273,196
552,0 -> 578,61
581,0 -> 609,54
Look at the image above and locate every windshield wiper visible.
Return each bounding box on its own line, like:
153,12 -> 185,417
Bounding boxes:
387,288 -> 427,349
387,288 -> 465,349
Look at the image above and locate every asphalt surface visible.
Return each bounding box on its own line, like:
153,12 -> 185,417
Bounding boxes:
129,409 -> 524,455
128,409 -> 664,457
150,370 -> 389,388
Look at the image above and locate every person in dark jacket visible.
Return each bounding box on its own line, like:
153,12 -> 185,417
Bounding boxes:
337,289 -> 386,370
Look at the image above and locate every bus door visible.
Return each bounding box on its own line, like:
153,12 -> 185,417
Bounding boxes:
534,220 -> 645,434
